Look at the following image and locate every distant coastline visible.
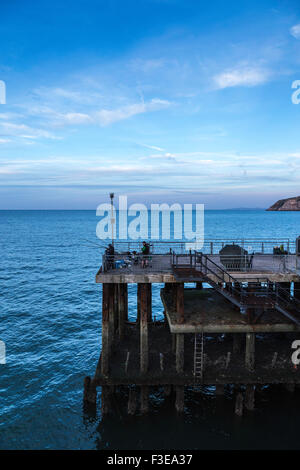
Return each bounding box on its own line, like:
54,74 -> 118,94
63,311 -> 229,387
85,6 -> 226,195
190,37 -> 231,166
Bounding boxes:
266,196 -> 300,211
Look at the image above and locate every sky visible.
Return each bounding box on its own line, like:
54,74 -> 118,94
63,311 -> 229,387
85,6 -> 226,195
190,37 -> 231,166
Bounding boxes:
1,0 -> 300,209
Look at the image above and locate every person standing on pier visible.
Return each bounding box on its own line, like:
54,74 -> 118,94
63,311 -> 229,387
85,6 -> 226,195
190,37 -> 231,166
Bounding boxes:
141,241 -> 150,268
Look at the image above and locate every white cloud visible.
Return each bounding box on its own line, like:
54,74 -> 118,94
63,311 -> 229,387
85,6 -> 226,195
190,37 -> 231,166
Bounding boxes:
290,24 -> 300,39
94,98 -> 171,126
213,66 -> 270,89
0,121 -> 60,140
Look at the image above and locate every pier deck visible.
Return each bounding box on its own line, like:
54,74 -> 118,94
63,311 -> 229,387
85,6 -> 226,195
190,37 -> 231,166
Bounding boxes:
161,288 -> 300,333
96,253 -> 299,283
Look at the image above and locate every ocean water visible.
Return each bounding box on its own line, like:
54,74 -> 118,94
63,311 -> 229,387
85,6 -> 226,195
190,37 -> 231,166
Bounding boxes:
1,209 -> 300,450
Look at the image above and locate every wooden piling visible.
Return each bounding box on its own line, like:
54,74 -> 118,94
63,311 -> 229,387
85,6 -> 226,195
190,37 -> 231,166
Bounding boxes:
128,388 -> 137,415
83,376 -> 97,405
175,386 -> 184,413
101,386 -> 111,415
245,385 -> 255,410
176,283 -> 184,324
235,392 -> 244,416
176,334 -> 184,373
140,386 -> 149,414
215,384 -> 224,395
101,283 -> 110,375
118,283 -> 128,339
245,333 -> 255,371
108,283 -> 115,352
140,283 -> 150,373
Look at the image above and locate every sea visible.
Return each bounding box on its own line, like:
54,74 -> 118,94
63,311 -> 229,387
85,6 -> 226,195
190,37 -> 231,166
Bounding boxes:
1,209 -> 300,450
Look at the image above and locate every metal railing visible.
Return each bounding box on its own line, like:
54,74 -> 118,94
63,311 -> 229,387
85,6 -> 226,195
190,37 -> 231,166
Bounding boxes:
111,238 -> 295,255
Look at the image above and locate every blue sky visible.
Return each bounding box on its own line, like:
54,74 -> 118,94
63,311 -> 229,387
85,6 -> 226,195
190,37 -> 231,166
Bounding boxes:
1,0 -> 300,209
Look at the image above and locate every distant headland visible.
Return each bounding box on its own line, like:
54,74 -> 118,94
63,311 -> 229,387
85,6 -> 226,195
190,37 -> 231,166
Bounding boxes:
266,196 -> 300,211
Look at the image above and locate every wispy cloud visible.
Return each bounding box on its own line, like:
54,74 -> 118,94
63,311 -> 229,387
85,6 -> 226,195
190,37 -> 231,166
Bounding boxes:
94,98 -> 172,126
213,65 -> 270,89
290,24 -> 300,39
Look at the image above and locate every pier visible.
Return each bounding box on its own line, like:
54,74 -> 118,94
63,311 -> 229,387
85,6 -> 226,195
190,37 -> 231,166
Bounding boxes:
84,238 -> 300,416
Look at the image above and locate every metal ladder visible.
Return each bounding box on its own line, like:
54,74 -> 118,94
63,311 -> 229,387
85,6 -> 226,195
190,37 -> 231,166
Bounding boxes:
193,332 -> 204,383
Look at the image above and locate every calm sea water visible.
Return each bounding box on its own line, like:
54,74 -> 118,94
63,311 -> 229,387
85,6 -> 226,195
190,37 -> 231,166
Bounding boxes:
1,209 -> 300,450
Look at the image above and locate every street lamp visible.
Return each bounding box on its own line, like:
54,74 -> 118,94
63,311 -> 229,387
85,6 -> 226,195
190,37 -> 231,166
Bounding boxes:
110,193 -> 115,247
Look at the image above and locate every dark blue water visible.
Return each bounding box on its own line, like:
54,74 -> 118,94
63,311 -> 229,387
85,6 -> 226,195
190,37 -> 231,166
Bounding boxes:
1,210 -> 300,450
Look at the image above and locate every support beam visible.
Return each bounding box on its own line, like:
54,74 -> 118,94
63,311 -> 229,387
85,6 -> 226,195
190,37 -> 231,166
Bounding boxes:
101,283 -> 110,375
176,334 -> 184,373
147,282 -> 152,322
196,282 -> 203,290
137,283 -> 141,324
245,333 -> 255,371
176,283 -> 184,324
140,283 -> 150,373
118,283 -> 128,339
108,283 -> 115,352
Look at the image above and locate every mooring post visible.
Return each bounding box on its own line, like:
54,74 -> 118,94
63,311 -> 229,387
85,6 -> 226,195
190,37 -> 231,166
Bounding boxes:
176,282 -> 184,324
245,384 -> 255,410
245,333 -> 255,371
176,334 -> 184,373
175,386 -> 184,413
101,283 -> 110,375
140,386 -> 149,414
196,282 -> 203,290
140,283 -> 150,373
118,283 -> 128,339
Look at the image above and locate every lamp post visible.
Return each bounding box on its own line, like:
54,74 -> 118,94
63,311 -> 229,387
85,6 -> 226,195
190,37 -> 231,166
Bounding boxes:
110,192 -> 115,247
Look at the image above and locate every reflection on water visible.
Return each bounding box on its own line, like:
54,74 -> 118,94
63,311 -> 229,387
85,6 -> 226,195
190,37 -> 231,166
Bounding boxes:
82,385 -> 300,450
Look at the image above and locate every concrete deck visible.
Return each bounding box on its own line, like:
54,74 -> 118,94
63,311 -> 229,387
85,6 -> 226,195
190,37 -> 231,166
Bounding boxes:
161,288 -> 300,333
96,253 -> 300,283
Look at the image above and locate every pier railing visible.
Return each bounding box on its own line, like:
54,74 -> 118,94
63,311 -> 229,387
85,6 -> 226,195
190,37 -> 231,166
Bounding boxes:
112,238 -> 295,255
